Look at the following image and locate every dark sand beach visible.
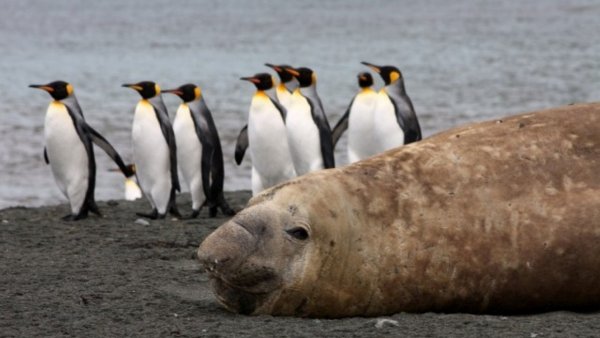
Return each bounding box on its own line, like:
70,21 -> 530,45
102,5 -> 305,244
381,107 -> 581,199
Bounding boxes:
1,191 -> 598,337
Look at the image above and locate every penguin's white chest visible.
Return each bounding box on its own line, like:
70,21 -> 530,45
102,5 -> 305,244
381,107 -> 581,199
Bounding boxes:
286,93 -> 322,175
348,90 -> 378,162
44,102 -> 89,199
276,86 -> 293,110
373,90 -> 404,151
173,105 -> 202,192
247,94 -> 295,184
132,100 -> 170,193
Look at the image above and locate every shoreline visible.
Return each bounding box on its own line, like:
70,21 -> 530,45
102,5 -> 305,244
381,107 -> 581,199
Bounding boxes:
1,191 -> 598,337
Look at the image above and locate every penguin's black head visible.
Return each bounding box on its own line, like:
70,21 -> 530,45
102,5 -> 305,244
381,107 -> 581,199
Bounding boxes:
284,67 -> 315,87
163,84 -> 201,103
265,63 -> 294,83
122,81 -> 160,99
240,73 -> 274,91
357,72 -> 373,88
29,81 -> 73,101
361,62 -> 402,85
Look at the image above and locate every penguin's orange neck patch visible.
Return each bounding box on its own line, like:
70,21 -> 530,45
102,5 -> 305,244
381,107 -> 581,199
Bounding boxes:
360,87 -> 375,94
255,91 -> 269,100
50,101 -> 65,109
139,99 -> 153,108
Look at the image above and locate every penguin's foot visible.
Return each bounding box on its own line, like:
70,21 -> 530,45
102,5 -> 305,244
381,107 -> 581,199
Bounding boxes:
61,214 -> 77,221
207,204 -> 236,218
169,205 -> 182,218
184,209 -> 200,219
136,209 -> 158,220
209,206 -> 218,218
61,213 -> 88,221
89,203 -> 101,217
219,203 -> 237,216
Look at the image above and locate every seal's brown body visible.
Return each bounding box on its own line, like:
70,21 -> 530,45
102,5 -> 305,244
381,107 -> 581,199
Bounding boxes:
198,103 -> 600,317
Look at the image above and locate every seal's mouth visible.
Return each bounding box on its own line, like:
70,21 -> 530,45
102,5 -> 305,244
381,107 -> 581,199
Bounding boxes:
198,213 -> 286,315
206,252 -> 281,314
211,276 -> 269,314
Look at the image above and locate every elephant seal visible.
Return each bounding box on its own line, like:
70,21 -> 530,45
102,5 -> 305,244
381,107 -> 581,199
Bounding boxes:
198,102 -> 600,318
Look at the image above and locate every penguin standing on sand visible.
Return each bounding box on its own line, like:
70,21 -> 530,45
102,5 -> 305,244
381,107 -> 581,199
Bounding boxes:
331,72 -> 379,163
30,81 -> 134,220
123,81 -> 181,219
361,62 -> 422,151
282,66 -> 335,175
163,84 -> 235,217
264,63 -> 299,109
236,73 -> 296,195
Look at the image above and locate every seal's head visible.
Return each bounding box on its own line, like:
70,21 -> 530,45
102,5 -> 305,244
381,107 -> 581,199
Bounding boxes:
197,201 -> 314,315
197,174 -> 378,317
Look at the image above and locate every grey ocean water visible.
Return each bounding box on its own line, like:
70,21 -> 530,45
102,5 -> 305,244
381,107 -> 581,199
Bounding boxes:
1,0 -> 599,208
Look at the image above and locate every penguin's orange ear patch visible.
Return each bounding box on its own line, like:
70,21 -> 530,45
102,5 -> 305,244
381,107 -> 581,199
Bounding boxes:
390,71 -> 401,83
194,87 -> 202,99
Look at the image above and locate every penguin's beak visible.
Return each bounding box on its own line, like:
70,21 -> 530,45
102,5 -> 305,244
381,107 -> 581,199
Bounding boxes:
240,77 -> 260,84
265,63 -> 281,72
29,84 -> 54,92
162,88 -> 182,96
122,83 -> 142,91
361,61 -> 381,73
283,67 -> 300,77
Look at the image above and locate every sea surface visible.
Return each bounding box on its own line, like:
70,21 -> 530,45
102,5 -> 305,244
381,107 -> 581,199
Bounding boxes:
1,0 -> 599,208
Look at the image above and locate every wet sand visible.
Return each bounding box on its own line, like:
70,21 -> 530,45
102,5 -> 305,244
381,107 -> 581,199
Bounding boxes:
1,191 -> 598,337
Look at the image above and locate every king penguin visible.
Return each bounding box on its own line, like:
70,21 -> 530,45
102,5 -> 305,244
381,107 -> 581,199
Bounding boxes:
123,81 -> 181,219
236,73 -> 296,195
331,72 -> 379,163
282,66 -> 335,175
30,81 -> 135,220
361,61 -> 422,152
264,63 -> 299,110
163,83 -> 235,218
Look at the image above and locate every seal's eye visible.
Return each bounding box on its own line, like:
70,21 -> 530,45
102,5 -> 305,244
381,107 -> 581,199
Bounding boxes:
286,227 -> 309,240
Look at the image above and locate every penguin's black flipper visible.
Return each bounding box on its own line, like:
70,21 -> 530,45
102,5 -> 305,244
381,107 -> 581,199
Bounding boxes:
234,125 -> 249,165
190,112 -> 215,204
43,147 -> 49,164
87,125 -> 134,177
389,95 -> 422,144
269,97 -> 287,121
331,100 -> 353,148
307,99 -> 335,169
151,99 -> 181,193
